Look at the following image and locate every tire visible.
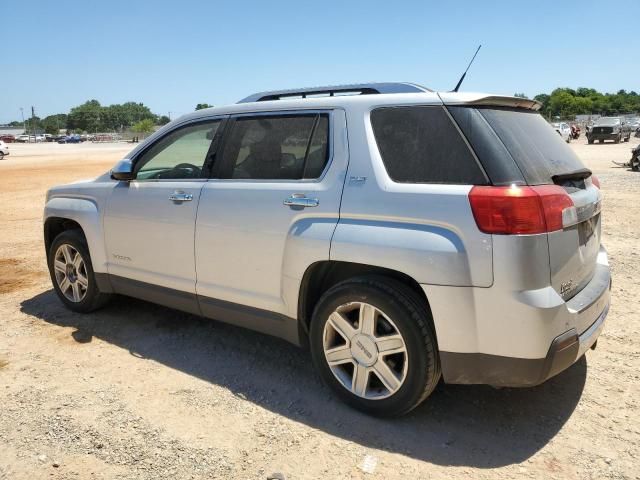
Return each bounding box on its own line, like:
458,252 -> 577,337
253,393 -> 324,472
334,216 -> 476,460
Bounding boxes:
588,138 -> 594,144
309,276 -> 441,417
0,152 -> 4,160
566,135 -> 571,143
632,157 -> 640,172
615,135 -> 620,144
47,229 -> 110,313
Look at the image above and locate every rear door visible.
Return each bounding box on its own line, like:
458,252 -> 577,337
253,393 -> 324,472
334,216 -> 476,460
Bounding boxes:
195,109 -> 347,318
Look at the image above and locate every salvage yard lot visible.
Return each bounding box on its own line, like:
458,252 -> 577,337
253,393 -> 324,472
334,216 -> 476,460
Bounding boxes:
0,140 -> 639,479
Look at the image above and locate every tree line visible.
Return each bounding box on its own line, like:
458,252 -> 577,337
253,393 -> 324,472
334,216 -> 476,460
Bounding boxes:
7,100 -> 214,135
516,88 -> 640,119
12,88 -> 637,135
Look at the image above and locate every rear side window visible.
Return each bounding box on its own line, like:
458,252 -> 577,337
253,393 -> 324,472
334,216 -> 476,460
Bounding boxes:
222,114 -> 329,180
370,106 -> 487,184
470,108 -> 586,185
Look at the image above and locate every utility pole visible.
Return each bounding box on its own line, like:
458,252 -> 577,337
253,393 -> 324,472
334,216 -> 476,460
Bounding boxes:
168,111 -> 172,121
31,106 -> 36,143
20,108 -> 26,135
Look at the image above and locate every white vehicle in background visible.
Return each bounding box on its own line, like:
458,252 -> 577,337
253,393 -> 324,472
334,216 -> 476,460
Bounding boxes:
553,122 -> 572,143
16,134 -> 30,143
0,140 -> 9,159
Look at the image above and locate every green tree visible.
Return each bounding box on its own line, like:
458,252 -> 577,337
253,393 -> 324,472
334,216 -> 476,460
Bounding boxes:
195,103 -> 213,110
131,118 -> 156,138
157,115 -> 170,125
67,100 -> 102,133
42,114 -> 68,135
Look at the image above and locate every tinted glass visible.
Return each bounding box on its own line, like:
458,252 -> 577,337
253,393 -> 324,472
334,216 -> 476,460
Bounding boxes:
370,106 -> 487,184
477,108 -> 586,185
223,114 -> 329,180
135,121 -> 220,179
448,106 -> 525,186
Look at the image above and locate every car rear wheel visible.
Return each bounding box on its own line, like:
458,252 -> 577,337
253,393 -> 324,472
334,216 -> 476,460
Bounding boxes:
48,229 -> 110,313
0,152 -> 4,160
309,276 -> 441,417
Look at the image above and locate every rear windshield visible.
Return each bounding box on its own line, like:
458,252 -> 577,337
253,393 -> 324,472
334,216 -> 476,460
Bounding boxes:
449,107 -> 587,185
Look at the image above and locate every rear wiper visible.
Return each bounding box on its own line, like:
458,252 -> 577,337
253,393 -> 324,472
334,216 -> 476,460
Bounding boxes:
552,168 -> 592,184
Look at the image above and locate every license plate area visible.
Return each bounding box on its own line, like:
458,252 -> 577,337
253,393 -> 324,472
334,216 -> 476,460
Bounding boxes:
578,213 -> 599,246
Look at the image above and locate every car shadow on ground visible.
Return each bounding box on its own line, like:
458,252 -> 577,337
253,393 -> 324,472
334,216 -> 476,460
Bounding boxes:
21,290 -> 587,468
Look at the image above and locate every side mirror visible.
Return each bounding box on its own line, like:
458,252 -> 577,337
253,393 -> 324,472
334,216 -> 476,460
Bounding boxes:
111,159 -> 134,181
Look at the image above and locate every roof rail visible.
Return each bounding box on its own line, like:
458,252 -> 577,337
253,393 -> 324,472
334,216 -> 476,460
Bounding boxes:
237,82 -> 432,103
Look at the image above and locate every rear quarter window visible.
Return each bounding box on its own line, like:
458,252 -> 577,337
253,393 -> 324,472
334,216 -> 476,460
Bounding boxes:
370,106 -> 488,185
474,108 -> 586,185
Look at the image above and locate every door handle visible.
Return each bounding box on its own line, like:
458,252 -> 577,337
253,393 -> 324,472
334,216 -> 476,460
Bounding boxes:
284,193 -> 319,208
169,192 -> 193,202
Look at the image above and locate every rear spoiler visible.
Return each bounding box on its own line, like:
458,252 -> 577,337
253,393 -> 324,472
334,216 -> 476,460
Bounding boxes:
438,93 -> 542,111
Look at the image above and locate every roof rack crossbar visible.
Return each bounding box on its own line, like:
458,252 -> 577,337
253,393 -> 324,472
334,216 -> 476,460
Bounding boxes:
238,82 -> 432,103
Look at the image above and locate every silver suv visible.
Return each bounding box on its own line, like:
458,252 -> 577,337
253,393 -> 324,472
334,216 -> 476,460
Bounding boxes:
44,83 -> 611,416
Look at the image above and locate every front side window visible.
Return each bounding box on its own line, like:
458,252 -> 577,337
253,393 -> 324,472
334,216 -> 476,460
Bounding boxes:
222,114 -> 329,180
135,120 -> 221,180
371,106 -> 487,184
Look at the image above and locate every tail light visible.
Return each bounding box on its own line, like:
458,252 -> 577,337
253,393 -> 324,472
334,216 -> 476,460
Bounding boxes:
469,185 -> 574,234
591,175 -> 600,188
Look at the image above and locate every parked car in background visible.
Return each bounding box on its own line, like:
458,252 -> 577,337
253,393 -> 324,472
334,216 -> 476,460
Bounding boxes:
588,117 -> 631,144
0,134 -> 16,143
44,82 -> 610,416
0,140 -> 9,159
58,135 -> 83,144
552,122 -> 572,143
15,134 -> 30,143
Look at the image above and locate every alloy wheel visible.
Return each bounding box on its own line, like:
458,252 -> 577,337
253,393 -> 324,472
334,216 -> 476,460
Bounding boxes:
322,302 -> 408,400
53,244 -> 88,302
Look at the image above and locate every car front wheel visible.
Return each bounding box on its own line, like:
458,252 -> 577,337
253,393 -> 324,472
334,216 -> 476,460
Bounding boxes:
310,276 -> 441,417
48,229 -> 110,312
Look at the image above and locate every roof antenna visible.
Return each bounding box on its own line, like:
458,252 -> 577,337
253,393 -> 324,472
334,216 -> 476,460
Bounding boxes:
452,45 -> 482,92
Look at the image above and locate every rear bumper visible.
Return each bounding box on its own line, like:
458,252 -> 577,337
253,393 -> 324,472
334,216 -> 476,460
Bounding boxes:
439,301 -> 608,387
429,246 -> 611,387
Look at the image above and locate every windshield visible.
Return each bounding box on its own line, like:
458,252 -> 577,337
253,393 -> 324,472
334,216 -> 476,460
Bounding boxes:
597,117 -> 621,125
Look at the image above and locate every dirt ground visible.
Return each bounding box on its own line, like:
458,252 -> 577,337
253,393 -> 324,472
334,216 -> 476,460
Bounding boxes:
0,138 -> 639,480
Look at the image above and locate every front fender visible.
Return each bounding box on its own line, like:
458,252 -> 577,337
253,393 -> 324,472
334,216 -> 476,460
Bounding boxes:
44,196 -> 107,273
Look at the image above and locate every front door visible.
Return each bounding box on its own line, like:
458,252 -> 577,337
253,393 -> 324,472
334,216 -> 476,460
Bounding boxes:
195,110 -> 347,320
104,119 -> 224,311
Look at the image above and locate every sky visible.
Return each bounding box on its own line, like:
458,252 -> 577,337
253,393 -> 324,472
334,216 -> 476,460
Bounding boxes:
2,0 -> 638,123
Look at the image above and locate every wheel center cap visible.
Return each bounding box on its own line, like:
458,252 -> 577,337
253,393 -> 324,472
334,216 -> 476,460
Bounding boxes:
66,264 -> 77,283
350,334 -> 378,367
